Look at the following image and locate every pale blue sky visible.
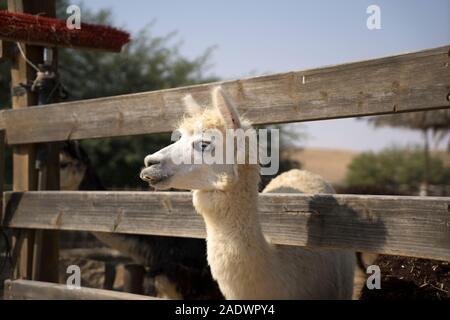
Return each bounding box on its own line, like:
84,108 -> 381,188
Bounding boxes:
79,0 -> 449,151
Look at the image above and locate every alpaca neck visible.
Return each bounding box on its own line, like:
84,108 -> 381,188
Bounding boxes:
193,165 -> 266,245
193,165 -> 278,299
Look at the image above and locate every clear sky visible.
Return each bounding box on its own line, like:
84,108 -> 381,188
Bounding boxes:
79,0 -> 449,151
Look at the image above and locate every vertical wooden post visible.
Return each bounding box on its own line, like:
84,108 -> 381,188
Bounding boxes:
9,0 -> 39,281
0,130 -> 4,217
0,129 -> 5,297
0,41 -> 14,62
8,0 -> 59,283
104,262 -> 117,290
33,50 -> 60,282
33,154 -> 60,282
123,264 -> 145,294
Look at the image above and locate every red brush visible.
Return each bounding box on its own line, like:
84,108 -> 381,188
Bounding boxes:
0,10 -> 130,52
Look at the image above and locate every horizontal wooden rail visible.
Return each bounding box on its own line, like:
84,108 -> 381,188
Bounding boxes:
1,45 -> 449,144
60,248 -> 132,263
2,191 -> 450,261
3,279 -> 157,300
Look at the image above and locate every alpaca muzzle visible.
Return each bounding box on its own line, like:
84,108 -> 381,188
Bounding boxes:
140,166 -> 167,184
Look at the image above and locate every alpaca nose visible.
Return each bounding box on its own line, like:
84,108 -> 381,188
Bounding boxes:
140,167 -> 154,182
144,154 -> 160,167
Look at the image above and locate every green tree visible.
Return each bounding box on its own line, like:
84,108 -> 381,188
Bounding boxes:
56,2 -> 217,188
367,110 -> 450,194
346,147 -> 450,194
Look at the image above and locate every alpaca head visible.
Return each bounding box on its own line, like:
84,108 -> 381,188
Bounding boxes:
140,86 -> 255,191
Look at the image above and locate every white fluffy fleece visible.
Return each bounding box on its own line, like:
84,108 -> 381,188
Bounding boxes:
193,166 -> 355,299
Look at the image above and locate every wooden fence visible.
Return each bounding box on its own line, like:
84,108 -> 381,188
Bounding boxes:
1,44 -> 450,299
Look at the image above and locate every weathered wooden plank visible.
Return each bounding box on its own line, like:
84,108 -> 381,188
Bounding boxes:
2,45 -> 450,144
2,191 -> 450,261
3,279 -> 157,300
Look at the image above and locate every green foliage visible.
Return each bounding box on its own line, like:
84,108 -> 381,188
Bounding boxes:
60,6 -> 216,188
0,1 -> 300,188
346,147 -> 450,191
58,20 -> 215,99
81,134 -> 172,189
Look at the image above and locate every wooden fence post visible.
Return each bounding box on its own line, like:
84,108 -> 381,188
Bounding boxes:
123,264 -> 145,294
0,130 -> 4,215
8,0 -> 59,283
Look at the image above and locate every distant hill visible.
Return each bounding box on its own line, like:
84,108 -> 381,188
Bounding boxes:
282,148 -> 360,186
282,147 -> 450,187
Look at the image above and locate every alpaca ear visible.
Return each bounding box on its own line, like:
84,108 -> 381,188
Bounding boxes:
183,94 -> 203,116
212,86 -> 242,129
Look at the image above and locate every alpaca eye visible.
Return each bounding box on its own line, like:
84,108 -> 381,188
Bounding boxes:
194,140 -> 212,152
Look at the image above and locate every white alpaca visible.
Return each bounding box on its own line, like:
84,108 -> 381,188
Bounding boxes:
140,87 -> 356,299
